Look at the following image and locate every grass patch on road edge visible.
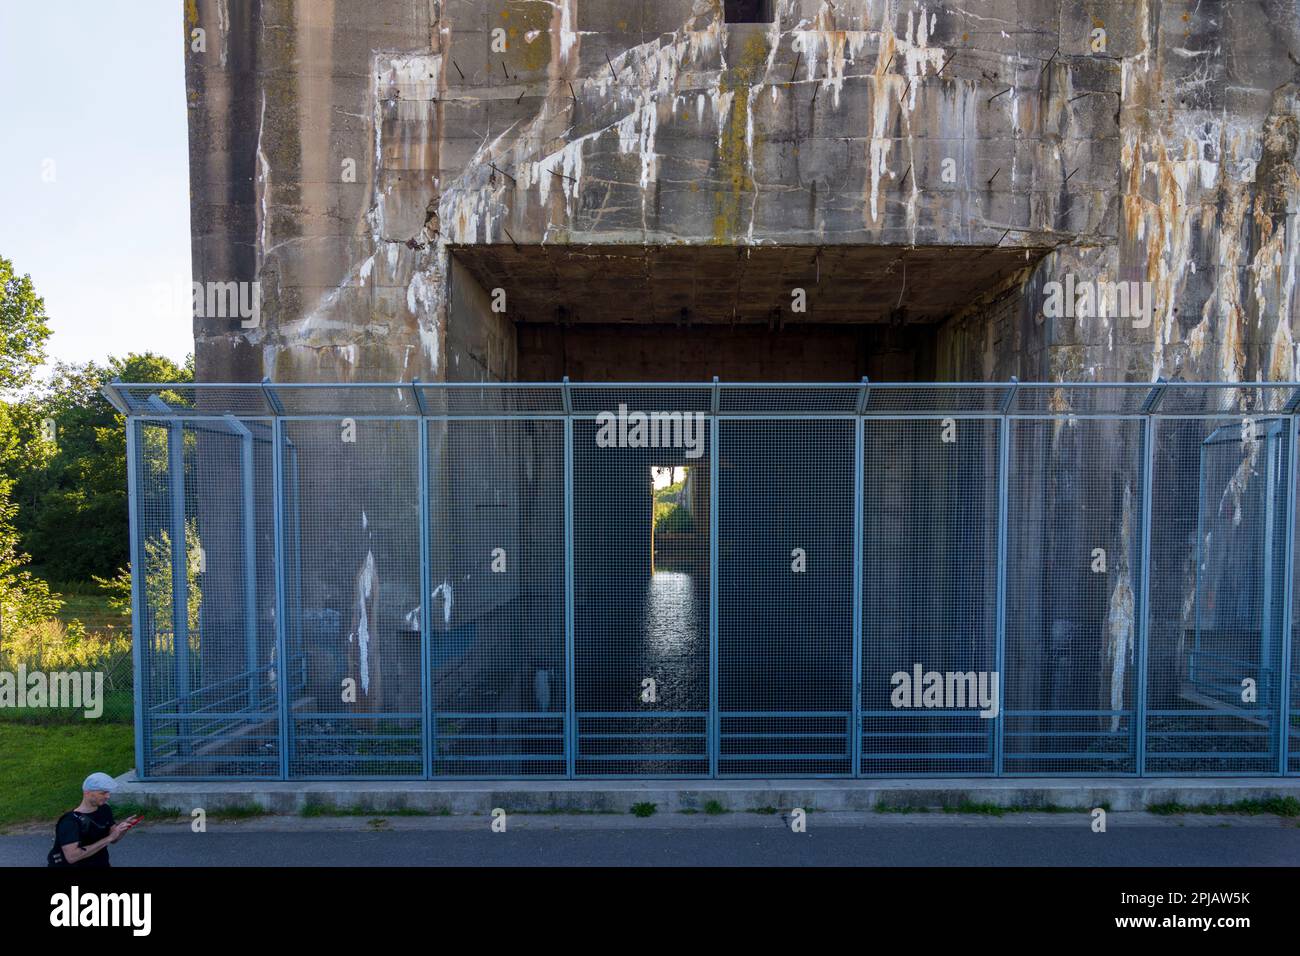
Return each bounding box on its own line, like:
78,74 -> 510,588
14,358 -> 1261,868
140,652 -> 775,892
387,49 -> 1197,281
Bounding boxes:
1146,797 -> 1300,818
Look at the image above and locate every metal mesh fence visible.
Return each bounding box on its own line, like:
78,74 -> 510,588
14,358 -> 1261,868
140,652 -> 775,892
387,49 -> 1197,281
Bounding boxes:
573,418 -> 710,776
282,418 -> 422,778
116,381 -> 1300,779
1146,416 -> 1290,774
1004,417 -> 1142,774
861,418 -> 999,775
428,419 -> 565,776
718,420 -> 854,776
132,418 -> 282,778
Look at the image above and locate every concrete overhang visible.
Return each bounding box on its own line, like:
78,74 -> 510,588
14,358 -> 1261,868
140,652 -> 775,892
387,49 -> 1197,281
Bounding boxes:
451,243 -> 1051,326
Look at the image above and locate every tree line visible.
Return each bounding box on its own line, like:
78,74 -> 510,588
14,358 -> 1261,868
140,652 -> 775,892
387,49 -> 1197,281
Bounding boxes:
0,253 -> 189,646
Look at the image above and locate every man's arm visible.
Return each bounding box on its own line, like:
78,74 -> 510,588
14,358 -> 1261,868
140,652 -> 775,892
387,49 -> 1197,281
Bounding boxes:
61,820 -> 132,864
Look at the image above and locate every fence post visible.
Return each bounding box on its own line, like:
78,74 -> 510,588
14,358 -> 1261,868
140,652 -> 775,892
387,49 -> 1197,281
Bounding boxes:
993,380 -> 1016,775
125,418 -> 149,779
851,378 -> 868,777
1278,395 -> 1300,774
563,378 -> 576,778
269,414 -> 291,780
222,416 -> 260,714
166,420 -> 191,757
415,386 -> 433,779
709,378 -> 721,777
1134,381 -> 1164,776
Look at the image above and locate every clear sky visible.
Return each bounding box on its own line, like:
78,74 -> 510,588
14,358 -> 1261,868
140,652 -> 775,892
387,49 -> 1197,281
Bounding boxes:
0,2 -> 193,372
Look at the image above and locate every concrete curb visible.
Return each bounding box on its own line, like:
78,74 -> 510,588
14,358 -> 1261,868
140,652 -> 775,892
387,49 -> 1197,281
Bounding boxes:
110,771 -> 1300,815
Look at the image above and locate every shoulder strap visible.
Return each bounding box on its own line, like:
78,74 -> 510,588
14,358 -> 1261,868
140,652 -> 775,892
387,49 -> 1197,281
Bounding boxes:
63,811 -> 94,840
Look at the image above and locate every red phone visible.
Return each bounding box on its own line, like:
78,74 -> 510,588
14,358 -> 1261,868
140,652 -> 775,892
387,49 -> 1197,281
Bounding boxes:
119,814 -> 145,830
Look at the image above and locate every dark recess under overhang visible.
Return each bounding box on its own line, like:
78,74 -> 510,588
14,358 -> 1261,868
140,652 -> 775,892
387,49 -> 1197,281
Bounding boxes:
451,243 -> 1050,326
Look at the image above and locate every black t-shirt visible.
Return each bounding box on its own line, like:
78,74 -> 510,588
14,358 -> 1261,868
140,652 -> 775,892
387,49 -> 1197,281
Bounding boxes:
48,805 -> 114,867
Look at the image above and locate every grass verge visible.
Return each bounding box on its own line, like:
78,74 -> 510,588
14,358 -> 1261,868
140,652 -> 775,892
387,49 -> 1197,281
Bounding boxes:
0,722 -> 134,828
1146,797 -> 1300,817
875,800 -> 1111,816
301,803 -> 445,817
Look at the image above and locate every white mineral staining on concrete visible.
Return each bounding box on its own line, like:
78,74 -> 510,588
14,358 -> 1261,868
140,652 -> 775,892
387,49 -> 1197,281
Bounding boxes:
350,548 -> 377,695
1123,135 -> 1200,381
550,0 -> 579,68
533,133 -> 589,208
406,269 -> 440,373
795,24 -> 869,111
813,4 -> 945,225
381,52 -> 442,103
435,18 -> 725,243
1117,0 -> 1300,387
216,0 -> 229,69
1104,483 -> 1135,732
431,579 -> 453,627
1220,441 -> 1261,530
255,90 -> 270,273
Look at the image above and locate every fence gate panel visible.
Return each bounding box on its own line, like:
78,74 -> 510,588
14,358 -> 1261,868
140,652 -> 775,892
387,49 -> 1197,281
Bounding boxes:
1004,417 -> 1143,775
572,414 -> 710,776
1147,415 -> 1291,773
132,417 -> 282,778
861,417 -> 999,775
281,418 -> 423,777
427,418 -> 566,776
1291,417 -> 1300,775
717,419 -> 855,776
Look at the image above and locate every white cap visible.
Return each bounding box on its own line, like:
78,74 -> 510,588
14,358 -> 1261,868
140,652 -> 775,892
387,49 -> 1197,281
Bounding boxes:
82,772 -> 116,792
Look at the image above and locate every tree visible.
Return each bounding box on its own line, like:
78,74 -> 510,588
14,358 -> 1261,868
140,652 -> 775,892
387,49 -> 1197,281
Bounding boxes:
6,352 -> 192,581
0,471 -> 62,650
0,256 -> 53,391
0,257 -> 57,646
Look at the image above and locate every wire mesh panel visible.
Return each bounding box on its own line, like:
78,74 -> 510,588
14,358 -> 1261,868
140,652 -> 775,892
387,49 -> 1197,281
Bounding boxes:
282,418 -> 423,777
718,420 -> 854,776
133,418 -> 282,778
861,418 -> 999,775
1147,416 -> 1289,774
1004,417 -> 1142,774
428,419 -> 565,775
573,413 -> 710,776
122,381 -> 1300,780
1291,417 -> 1300,776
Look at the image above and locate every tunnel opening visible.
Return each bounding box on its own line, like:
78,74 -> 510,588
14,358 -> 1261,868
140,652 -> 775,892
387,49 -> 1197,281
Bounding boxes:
443,242 -> 1048,774
724,0 -> 774,23
448,244 -> 1049,384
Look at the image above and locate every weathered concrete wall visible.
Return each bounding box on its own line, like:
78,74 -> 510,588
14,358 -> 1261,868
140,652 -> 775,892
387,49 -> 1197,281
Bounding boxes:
184,0 -> 1300,386
447,257 -> 516,380
179,0 -> 1300,385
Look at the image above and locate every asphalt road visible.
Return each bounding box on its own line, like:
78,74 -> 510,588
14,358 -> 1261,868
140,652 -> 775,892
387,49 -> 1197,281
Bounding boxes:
4,813 -> 1299,866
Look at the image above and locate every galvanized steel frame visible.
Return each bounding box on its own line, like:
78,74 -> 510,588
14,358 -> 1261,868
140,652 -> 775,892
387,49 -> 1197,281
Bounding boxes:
108,379 -> 1300,780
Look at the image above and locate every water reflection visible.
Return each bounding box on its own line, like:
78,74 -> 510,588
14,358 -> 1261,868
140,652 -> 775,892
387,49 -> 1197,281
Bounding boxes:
576,570 -> 707,710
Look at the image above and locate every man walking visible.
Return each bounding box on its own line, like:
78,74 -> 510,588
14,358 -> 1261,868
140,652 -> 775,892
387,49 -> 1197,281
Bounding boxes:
47,772 -> 139,867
